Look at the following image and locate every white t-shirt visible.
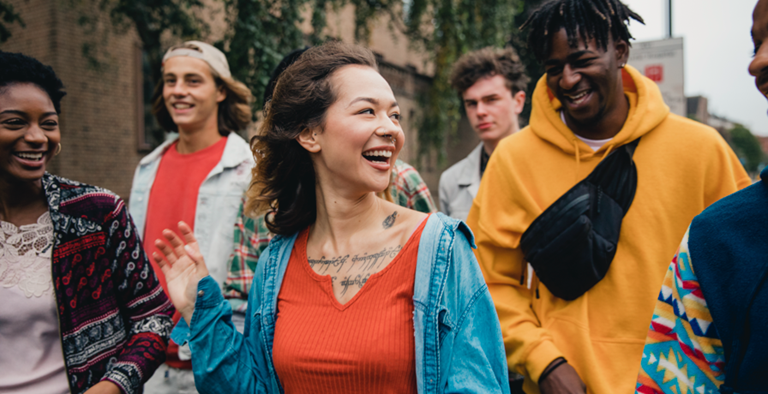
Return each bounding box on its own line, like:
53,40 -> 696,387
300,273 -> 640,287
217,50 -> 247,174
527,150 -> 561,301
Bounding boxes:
0,212 -> 69,394
560,111 -> 613,152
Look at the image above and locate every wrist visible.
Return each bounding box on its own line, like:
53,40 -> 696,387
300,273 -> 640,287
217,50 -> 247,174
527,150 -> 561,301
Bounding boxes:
538,357 -> 568,384
180,306 -> 195,324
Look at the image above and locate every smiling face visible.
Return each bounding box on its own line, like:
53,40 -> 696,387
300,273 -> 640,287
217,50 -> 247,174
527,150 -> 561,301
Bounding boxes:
305,65 -> 404,195
544,29 -> 628,132
162,56 -> 226,134
0,83 -> 61,184
462,74 -> 525,148
750,0 -> 768,102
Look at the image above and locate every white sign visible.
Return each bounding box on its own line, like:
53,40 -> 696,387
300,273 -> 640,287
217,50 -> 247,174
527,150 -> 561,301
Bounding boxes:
627,37 -> 685,116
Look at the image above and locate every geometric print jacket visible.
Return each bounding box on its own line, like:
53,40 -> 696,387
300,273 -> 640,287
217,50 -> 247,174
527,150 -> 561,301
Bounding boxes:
43,173 -> 174,394
635,229 -> 724,394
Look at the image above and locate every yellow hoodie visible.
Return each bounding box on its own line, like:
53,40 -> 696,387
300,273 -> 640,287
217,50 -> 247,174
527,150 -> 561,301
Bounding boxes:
466,65 -> 751,393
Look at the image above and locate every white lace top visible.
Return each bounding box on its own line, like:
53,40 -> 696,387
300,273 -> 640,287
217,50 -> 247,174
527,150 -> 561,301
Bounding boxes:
0,212 -> 70,393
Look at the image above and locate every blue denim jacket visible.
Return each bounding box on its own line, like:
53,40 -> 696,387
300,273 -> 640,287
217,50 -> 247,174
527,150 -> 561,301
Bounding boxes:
172,213 -> 510,393
129,133 -> 254,287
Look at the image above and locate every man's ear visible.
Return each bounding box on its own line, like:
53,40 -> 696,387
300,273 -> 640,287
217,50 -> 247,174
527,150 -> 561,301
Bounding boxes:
615,39 -> 630,68
512,90 -> 526,115
297,127 -> 321,153
216,84 -> 227,103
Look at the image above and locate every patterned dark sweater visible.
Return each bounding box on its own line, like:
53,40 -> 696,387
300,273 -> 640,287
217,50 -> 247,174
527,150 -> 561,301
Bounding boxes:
44,173 -> 174,393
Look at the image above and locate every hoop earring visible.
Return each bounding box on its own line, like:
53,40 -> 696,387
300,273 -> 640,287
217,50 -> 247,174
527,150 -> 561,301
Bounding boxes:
54,143 -> 62,156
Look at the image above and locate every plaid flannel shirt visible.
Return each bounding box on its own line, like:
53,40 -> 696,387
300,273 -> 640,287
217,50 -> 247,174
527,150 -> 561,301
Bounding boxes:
223,159 -> 436,310
389,159 -> 438,213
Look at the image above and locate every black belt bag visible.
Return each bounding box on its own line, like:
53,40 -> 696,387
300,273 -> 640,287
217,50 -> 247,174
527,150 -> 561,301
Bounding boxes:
520,138 -> 640,300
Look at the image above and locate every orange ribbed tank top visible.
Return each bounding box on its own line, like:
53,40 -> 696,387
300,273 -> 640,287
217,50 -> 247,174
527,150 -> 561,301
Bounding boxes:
272,220 -> 427,393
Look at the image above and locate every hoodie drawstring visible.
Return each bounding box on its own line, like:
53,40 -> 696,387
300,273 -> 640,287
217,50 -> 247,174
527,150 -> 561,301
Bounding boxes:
602,143 -> 616,159
573,139 -> 581,182
573,140 -> 617,181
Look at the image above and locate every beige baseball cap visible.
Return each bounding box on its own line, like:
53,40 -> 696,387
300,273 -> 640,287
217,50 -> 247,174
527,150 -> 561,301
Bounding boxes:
161,40 -> 232,79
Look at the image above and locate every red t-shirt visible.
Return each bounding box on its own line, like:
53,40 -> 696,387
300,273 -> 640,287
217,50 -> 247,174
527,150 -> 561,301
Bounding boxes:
271,217 -> 428,393
142,137 -> 227,368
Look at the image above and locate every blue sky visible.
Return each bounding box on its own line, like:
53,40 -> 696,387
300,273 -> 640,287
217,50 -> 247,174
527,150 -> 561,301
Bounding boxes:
623,0 -> 767,135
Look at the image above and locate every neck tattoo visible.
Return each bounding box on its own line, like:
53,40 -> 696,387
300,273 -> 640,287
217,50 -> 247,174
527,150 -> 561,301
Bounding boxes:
382,211 -> 398,229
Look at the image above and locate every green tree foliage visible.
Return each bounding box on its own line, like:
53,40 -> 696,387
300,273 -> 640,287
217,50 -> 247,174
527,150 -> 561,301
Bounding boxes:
0,0 -> 24,43
9,0 -> 530,152
404,0 -> 522,156
67,0 -> 209,144
218,0 -> 316,111
506,0 -> 544,126
730,124 -> 765,173
202,0 -> 527,158
74,0 -> 208,91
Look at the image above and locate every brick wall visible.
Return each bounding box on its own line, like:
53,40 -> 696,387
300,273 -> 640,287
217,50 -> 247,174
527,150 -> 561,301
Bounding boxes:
2,0 -> 476,209
2,0 -> 144,201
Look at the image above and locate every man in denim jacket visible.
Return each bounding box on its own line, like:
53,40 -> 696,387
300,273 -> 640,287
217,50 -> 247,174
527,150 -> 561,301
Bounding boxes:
129,40 -> 254,393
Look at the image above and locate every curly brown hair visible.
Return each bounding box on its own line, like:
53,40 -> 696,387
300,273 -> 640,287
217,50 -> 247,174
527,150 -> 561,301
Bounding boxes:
246,41 -> 378,236
449,47 -> 529,96
152,75 -> 252,135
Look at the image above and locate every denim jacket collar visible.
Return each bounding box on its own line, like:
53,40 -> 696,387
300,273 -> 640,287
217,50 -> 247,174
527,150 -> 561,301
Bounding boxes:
138,132 -> 253,170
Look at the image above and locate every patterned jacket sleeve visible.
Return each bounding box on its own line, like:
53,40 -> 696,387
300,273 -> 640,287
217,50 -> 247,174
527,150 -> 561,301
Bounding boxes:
636,228 -> 725,394
223,199 -> 272,313
390,160 -> 437,213
101,199 -> 174,393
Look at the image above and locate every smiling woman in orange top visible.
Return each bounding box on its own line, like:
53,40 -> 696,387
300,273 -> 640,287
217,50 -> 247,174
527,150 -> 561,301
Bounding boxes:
151,41 -> 510,393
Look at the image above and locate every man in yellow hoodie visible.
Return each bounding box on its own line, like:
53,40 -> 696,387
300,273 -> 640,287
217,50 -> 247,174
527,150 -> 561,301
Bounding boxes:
466,0 -> 752,393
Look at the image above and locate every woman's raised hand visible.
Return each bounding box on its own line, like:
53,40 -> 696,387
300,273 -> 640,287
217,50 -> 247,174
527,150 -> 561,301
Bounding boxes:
152,221 -> 210,323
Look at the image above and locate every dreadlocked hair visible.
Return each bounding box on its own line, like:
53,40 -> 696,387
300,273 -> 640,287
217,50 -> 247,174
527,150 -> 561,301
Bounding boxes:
520,0 -> 644,62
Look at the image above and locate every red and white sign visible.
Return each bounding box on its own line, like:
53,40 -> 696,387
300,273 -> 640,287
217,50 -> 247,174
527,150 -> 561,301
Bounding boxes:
645,65 -> 664,82
628,38 -> 685,116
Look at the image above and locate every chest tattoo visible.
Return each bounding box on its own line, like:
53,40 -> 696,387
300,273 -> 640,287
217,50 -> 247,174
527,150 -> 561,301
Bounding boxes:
340,273 -> 372,295
308,245 -> 402,274
382,211 -> 398,229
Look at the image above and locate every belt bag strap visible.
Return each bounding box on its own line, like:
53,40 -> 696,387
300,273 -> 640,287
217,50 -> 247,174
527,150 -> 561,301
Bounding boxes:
519,138 -> 640,300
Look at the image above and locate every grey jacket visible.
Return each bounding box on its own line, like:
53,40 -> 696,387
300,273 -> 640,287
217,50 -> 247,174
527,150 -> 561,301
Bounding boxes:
439,143 -> 483,221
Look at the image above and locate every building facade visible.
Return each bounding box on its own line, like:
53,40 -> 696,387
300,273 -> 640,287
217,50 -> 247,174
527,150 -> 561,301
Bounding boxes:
2,0 -> 479,206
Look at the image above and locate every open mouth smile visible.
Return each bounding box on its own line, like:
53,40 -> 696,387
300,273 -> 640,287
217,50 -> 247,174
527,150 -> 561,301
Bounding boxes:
13,152 -> 44,162
362,148 -> 394,171
564,90 -> 592,106
362,149 -> 392,163
172,103 -> 194,110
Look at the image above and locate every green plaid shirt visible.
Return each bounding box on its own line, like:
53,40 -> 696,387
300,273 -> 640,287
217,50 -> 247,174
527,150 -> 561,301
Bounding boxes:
223,159 -> 436,310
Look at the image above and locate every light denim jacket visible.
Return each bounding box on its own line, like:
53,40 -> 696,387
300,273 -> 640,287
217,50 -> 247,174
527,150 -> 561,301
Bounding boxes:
129,133 -> 254,286
172,213 -> 510,393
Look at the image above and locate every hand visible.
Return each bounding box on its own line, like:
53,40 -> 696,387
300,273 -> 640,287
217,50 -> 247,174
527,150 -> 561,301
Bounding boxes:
539,359 -> 586,394
152,221 -> 210,323
83,381 -> 122,394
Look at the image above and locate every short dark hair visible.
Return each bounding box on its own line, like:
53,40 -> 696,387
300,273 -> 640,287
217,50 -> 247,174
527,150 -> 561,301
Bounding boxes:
520,0 -> 644,62
152,58 -> 252,136
0,51 -> 66,113
247,41 -> 378,236
450,47 -> 529,95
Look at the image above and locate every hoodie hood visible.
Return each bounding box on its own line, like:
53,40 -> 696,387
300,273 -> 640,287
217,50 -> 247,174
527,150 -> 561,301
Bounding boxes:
529,65 -> 670,159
